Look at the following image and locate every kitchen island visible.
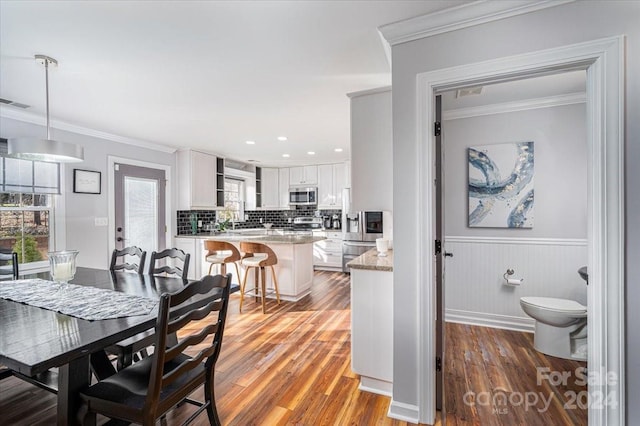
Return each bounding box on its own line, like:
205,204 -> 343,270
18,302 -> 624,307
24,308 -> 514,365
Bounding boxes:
347,248 -> 393,396
175,232 -> 324,302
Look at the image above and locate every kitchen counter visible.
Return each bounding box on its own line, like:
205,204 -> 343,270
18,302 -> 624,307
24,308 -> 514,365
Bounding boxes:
174,233 -> 319,302
348,248 -> 394,396
175,234 -> 324,244
346,248 -> 393,272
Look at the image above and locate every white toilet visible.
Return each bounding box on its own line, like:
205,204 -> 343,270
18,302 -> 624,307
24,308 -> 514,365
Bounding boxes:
520,296 -> 587,361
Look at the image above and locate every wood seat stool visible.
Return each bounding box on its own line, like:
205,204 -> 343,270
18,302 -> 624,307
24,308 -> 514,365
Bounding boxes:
204,240 -> 242,281
239,241 -> 280,314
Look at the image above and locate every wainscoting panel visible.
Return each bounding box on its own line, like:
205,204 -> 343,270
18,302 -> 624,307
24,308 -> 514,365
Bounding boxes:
444,236 -> 588,331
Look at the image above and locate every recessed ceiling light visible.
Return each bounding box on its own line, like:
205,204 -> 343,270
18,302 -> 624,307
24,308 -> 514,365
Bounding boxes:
334,148 -> 343,153
245,140 -> 255,145
282,154 -> 290,158
307,151 -> 315,155
277,136 -> 287,141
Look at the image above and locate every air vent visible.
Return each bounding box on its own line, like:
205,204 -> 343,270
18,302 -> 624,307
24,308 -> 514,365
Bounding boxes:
0,98 -> 30,109
455,87 -> 483,98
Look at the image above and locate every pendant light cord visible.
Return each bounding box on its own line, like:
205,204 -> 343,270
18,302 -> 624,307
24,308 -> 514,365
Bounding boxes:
44,58 -> 51,140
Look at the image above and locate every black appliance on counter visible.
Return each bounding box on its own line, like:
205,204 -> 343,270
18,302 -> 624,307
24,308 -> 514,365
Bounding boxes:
342,211 -> 383,272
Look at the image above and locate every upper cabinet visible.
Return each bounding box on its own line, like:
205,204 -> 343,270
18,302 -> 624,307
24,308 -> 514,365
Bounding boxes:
349,88 -> 392,212
317,162 -> 348,209
177,149 -> 221,210
289,165 -> 318,186
261,167 -> 280,209
279,168 -> 290,208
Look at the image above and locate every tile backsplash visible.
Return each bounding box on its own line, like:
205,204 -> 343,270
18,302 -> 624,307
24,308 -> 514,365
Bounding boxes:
177,207 -> 342,235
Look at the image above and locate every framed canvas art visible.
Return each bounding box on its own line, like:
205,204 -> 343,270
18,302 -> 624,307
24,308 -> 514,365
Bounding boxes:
468,141 -> 534,228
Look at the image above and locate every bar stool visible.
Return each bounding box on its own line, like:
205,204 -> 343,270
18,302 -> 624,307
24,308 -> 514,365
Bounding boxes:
204,240 -> 242,278
239,241 -> 280,314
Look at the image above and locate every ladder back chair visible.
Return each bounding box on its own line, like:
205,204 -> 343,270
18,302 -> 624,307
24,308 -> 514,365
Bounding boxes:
80,273 -> 231,426
0,249 -> 18,280
239,241 -> 280,314
148,247 -> 190,281
110,246 -> 147,274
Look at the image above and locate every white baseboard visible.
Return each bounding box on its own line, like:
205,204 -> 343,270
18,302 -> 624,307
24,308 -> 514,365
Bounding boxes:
387,399 -> 420,424
445,308 -> 535,333
358,376 -> 392,397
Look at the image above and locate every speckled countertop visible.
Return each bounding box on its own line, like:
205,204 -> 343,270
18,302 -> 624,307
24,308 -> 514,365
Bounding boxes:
346,248 -> 393,272
175,233 -> 324,245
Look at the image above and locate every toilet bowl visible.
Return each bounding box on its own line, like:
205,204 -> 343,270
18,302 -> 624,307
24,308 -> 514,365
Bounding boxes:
520,296 -> 587,361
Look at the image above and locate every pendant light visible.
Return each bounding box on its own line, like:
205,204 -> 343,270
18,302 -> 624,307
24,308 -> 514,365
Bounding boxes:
7,55 -> 84,163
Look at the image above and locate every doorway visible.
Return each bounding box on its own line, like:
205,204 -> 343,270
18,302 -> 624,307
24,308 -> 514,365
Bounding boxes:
108,157 -> 172,269
413,36 -> 624,425
436,71 -> 589,424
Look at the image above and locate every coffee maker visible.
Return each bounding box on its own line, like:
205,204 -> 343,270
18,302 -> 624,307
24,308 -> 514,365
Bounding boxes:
323,216 -> 332,229
332,214 -> 341,229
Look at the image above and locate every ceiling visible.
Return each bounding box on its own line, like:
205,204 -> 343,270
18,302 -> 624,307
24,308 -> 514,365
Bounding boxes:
0,0 -> 469,167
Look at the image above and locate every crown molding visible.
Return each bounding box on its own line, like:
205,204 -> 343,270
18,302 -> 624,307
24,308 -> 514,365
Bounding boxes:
379,0 -> 575,46
443,91 -> 586,120
346,86 -> 392,99
0,107 -> 177,154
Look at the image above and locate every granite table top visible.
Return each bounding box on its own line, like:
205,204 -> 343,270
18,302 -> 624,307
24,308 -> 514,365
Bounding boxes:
175,233 -> 324,245
346,248 -> 393,272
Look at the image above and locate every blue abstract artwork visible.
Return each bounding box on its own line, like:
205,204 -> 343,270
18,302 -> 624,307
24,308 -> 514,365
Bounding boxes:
468,141 -> 534,228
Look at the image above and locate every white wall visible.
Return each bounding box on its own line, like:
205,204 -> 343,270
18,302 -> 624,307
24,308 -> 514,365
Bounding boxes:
0,116 -> 176,269
444,103 -> 587,239
349,88 -> 393,212
443,102 -> 588,327
390,0 -> 639,420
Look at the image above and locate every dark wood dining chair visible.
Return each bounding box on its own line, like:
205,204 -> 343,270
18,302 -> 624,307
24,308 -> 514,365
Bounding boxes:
148,247 -> 190,280
80,273 -> 231,426
0,249 -> 19,280
110,246 -> 147,274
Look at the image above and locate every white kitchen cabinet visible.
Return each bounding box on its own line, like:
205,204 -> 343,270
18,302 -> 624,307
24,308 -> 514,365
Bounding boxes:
261,167 -> 280,208
174,237 -> 198,280
289,165 -> 318,186
313,231 -> 343,270
317,163 -> 347,209
349,88 -> 392,212
279,168 -> 290,208
351,266 -> 393,396
177,149 -> 220,209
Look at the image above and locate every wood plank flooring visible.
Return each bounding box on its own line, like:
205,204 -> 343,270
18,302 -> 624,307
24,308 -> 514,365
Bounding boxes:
444,322 -> 587,426
0,270 -> 586,425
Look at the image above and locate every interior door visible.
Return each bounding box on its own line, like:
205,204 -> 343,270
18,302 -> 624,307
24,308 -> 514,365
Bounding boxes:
114,163 -> 166,260
434,94 -> 446,413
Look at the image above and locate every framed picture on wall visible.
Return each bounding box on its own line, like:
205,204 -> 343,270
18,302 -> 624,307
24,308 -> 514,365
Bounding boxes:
73,169 -> 101,194
468,141 -> 534,228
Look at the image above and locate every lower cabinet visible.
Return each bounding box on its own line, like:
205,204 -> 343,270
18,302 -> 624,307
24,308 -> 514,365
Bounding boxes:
350,268 -> 393,396
313,231 -> 343,270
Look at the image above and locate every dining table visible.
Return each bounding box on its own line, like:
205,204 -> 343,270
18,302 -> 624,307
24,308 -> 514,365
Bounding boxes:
0,267 -> 216,426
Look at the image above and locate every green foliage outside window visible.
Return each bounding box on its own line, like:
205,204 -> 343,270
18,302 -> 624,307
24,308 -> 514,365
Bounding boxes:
13,235 -> 43,263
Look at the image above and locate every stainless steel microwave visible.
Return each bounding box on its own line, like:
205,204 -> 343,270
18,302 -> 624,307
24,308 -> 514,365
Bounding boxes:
289,187 -> 317,205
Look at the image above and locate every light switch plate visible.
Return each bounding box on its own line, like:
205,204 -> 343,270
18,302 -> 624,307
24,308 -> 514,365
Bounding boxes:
94,217 -> 108,227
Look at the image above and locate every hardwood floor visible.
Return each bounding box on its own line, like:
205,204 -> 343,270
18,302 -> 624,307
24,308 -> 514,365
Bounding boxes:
444,323 -> 587,426
0,270 -> 586,425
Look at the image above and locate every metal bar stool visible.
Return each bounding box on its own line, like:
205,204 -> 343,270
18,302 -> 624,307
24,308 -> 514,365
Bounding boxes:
239,241 -> 280,314
204,240 -> 242,279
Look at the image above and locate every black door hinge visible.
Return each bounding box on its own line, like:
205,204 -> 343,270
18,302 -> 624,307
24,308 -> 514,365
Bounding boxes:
436,356 -> 442,372
434,121 -> 441,137
435,239 -> 442,255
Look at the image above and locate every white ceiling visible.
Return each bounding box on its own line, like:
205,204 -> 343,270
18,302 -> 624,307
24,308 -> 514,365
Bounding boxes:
0,0 -> 469,167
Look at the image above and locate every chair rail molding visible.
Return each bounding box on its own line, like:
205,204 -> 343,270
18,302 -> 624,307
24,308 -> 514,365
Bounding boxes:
409,35 -> 624,426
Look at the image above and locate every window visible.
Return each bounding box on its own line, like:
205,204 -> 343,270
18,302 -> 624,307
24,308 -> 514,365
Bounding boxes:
0,139 -> 58,268
0,193 -> 52,266
221,177 -> 245,222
